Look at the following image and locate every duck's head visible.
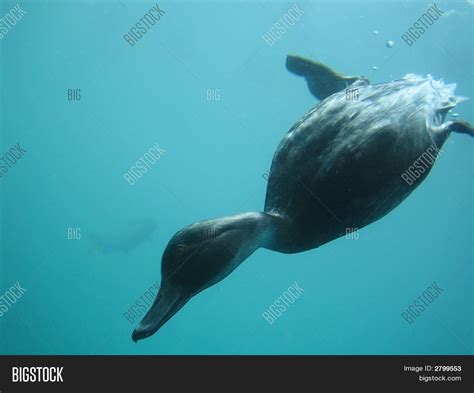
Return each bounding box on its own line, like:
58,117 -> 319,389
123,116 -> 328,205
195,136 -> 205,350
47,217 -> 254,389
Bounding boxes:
132,213 -> 266,342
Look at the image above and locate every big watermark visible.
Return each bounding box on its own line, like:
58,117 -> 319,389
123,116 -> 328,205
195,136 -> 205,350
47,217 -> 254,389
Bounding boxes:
401,4 -> 444,47
401,143 -> 443,186
0,4 -> 27,40
400,282 -> 443,324
262,282 -> 304,325
262,4 -> 304,47
123,4 -> 166,47
123,142 -> 166,186
0,281 -> 27,317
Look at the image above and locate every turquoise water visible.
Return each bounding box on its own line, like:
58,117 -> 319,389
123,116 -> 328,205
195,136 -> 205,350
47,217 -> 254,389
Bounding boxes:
1,0 -> 472,354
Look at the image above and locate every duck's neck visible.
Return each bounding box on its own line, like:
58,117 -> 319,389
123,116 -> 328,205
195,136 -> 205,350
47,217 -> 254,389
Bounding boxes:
217,212 -> 295,260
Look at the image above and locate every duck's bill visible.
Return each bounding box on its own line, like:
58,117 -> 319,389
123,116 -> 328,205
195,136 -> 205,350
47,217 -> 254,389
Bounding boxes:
132,285 -> 188,342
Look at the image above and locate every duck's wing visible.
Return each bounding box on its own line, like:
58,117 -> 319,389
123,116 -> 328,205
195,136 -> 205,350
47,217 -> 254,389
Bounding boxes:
286,55 -> 368,101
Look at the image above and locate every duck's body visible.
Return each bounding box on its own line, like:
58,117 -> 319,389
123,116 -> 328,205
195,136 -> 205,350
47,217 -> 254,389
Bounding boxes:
132,55 -> 474,342
265,73 -> 455,253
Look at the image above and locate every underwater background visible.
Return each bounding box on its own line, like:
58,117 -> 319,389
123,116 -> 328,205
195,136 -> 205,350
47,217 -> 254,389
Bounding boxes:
0,0 -> 472,355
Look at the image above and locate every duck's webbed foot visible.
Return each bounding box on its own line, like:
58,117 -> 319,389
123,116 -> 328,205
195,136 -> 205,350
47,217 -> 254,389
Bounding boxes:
449,120 -> 474,137
286,54 -> 368,101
